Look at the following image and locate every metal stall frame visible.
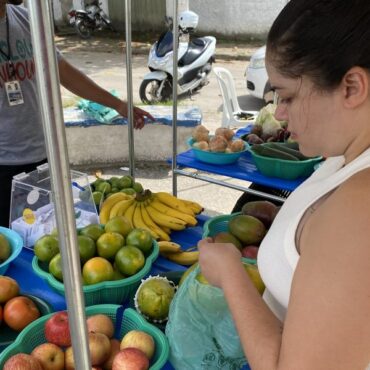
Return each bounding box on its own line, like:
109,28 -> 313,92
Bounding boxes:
27,0 -> 150,368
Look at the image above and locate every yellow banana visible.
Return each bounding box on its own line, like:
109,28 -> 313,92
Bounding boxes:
140,204 -> 170,241
158,241 -> 182,254
146,205 -> 186,231
132,203 -> 159,239
161,226 -> 171,235
153,192 -> 195,216
109,198 -> 135,220
123,201 -> 137,228
162,251 -> 199,265
99,192 -> 133,224
150,199 -> 197,226
180,199 -> 203,214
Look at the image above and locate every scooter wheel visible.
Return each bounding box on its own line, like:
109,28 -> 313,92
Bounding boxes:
139,79 -> 171,104
75,19 -> 92,39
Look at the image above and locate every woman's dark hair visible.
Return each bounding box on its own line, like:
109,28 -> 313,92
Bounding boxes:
266,0 -> 370,90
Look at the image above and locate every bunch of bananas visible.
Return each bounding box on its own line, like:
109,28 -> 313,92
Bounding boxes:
158,241 -> 199,265
99,190 -> 203,241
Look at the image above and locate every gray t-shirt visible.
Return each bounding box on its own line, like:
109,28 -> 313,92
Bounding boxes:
0,4 -> 48,165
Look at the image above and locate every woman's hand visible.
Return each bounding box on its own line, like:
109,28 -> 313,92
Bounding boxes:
197,237 -> 243,288
115,101 -> 155,129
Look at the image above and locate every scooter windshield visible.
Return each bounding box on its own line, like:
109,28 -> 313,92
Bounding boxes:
156,31 -> 173,57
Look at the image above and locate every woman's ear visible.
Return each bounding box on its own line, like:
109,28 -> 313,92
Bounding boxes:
341,67 -> 369,109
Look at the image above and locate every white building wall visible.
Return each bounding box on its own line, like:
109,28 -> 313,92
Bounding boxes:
190,0 -> 288,37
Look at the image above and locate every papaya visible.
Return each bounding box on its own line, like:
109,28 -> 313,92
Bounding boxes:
228,215 -> 266,245
241,200 -> 279,228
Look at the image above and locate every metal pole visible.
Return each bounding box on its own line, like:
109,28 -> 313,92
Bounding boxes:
28,2 -> 91,369
125,0 -> 135,179
171,0 -> 179,196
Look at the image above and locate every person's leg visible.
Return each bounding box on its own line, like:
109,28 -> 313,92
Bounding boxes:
0,159 -> 47,227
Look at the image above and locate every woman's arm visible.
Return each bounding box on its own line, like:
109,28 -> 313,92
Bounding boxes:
58,57 -> 155,129
198,170 -> 370,370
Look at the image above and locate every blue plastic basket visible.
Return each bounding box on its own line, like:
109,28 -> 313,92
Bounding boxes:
0,227 -> 23,275
187,137 -> 248,165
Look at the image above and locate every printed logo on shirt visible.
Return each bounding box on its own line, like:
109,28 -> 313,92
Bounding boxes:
0,37 -> 35,87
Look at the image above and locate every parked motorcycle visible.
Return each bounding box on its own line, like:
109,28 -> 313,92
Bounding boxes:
68,1 -> 116,39
140,10 -> 216,104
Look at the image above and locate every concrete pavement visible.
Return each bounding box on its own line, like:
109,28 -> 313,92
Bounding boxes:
56,33 -> 266,216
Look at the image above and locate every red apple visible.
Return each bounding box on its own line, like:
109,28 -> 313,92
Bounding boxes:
87,314 -> 114,338
4,353 -> 43,370
112,348 -> 149,370
45,311 -> 71,347
3,296 -> 40,331
120,330 -> 155,360
65,332 -> 111,369
241,246 -> 259,260
103,338 -> 121,370
31,342 -> 65,370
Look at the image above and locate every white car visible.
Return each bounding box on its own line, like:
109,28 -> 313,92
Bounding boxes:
245,46 -> 273,102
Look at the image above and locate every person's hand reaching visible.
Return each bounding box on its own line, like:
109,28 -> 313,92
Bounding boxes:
116,101 -> 155,129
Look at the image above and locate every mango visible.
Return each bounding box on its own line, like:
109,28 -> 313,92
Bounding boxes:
241,200 -> 279,228
228,215 -> 266,245
213,231 -> 242,250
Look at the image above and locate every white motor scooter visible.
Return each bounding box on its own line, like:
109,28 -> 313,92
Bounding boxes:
139,10 -> 216,104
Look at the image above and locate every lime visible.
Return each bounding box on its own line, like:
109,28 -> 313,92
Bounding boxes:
120,188 -> 136,195
109,176 -> 120,188
104,216 -> 133,237
0,234 -> 11,263
82,257 -> 114,285
96,181 -> 111,194
91,178 -> 104,190
115,246 -> 145,276
96,232 -> 124,260
117,176 -> 133,189
92,191 -> 103,206
49,253 -> 63,281
132,182 -> 144,193
136,277 -> 175,320
77,235 -> 96,263
80,224 -> 104,241
34,235 -> 59,263
126,228 -> 153,255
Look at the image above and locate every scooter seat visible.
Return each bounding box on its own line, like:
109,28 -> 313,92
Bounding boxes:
179,37 -> 212,66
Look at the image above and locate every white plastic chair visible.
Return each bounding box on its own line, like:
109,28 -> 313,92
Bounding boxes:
213,66 -> 258,127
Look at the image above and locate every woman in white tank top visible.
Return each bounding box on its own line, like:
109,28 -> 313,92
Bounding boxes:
198,1 -> 370,369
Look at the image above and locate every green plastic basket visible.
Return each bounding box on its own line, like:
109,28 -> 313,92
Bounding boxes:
0,226 -> 23,275
0,294 -> 53,352
203,213 -> 257,265
249,145 -> 322,180
0,305 -> 169,370
31,241 -> 159,306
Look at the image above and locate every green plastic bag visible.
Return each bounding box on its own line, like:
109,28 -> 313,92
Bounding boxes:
165,266 -> 247,369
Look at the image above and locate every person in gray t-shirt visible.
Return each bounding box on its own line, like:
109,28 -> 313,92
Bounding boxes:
0,1 -> 154,226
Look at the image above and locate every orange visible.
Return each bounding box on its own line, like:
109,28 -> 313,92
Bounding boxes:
77,235 -> 96,264
104,216 -> 133,237
126,229 -> 153,255
114,246 -> 145,276
49,253 -> 63,281
79,223 -> 104,241
96,232 -> 124,260
82,257 -> 114,285
34,235 -> 59,263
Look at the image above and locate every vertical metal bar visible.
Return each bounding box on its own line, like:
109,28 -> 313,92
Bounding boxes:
27,2 -> 91,369
171,0 -> 179,196
125,0 -> 135,179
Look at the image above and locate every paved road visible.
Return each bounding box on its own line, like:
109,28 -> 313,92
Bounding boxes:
57,34 -> 266,216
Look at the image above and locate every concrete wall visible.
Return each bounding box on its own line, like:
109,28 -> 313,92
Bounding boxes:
52,0 -> 288,39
